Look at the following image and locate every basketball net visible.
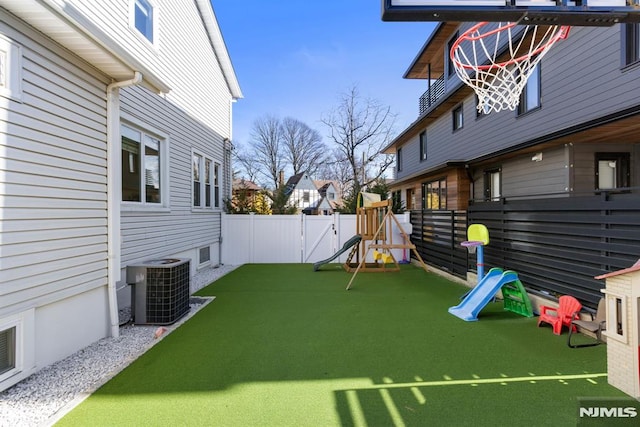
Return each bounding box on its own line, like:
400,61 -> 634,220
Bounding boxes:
450,22 -> 570,113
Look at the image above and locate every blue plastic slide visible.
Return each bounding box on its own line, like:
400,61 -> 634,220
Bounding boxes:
313,235 -> 362,271
448,268 -> 519,321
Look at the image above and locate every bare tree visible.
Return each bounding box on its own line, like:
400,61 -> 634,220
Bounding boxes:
232,143 -> 261,184
280,117 -> 325,176
321,85 -> 396,209
248,115 -> 284,188
316,148 -> 352,205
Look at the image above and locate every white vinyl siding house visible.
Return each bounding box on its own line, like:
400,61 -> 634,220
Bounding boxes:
0,0 -> 240,392
0,7 -> 114,390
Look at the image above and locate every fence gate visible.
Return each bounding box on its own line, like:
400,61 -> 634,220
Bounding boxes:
302,215 -> 337,263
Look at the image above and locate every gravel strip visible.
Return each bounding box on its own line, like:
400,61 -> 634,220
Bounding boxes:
0,264 -> 238,427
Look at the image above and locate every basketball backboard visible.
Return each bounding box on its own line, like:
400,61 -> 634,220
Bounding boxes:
382,0 -> 640,26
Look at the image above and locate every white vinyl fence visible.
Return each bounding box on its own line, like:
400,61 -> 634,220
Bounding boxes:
221,212 -> 413,265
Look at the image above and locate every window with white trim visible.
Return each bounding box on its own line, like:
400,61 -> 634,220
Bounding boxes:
193,152 -> 220,209
132,0 -> 155,43
121,124 -> 164,205
0,35 -> 22,101
605,293 -> 627,343
0,309 -> 34,387
198,246 -> 211,266
214,163 -> 220,209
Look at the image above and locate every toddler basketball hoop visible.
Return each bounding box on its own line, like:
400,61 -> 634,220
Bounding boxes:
450,22 -> 570,113
461,240 -> 482,255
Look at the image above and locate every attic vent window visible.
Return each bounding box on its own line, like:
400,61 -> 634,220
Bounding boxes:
134,0 -> 154,43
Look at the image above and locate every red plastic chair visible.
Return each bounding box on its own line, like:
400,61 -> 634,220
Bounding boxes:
537,296 -> 582,335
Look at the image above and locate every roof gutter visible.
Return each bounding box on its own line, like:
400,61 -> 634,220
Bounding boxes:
27,0 -> 171,94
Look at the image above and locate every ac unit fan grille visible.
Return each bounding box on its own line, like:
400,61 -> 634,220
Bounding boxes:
145,262 -> 190,324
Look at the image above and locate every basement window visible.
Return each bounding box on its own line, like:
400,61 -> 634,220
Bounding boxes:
0,327 -> 15,378
199,246 -> 211,267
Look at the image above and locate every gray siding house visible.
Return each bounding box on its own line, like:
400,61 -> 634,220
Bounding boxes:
0,0 -> 241,392
385,23 -> 640,209
384,22 -> 640,305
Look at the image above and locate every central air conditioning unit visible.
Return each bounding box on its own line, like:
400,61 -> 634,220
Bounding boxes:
126,258 -> 191,325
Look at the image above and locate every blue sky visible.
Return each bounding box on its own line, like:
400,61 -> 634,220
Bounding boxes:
212,1 -> 437,148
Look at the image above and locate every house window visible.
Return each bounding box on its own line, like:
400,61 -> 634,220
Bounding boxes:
475,94 -> 490,118
193,152 -> 219,209
193,154 -> 202,206
517,63 -> 541,115
0,35 -> 23,101
422,178 -> 447,210
397,147 -> 403,172
214,163 -> 220,208
0,327 -> 15,378
623,23 -> 640,66
484,168 -> 501,201
198,246 -> 211,266
406,188 -> 414,210
205,159 -> 212,207
452,105 -> 463,131
419,131 -> 427,161
447,32 -> 458,77
133,0 -> 154,43
0,309 -> 33,387
595,152 -> 630,191
392,190 -> 402,211
122,124 -> 163,205
303,191 -> 310,203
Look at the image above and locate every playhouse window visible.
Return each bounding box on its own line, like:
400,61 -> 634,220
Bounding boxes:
606,294 -> 627,343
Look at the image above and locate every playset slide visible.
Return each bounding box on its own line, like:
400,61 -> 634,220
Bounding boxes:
313,235 -> 362,271
448,268 -> 520,321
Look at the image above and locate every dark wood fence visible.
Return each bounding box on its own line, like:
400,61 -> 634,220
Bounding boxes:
410,192 -> 640,308
410,210 -> 469,277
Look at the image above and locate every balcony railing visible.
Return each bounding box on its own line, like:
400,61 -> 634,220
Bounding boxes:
419,74 -> 445,116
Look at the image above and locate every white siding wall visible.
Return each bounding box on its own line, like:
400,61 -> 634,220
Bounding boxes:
66,0 -> 234,133
117,0 -> 233,281
0,10 -> 111,389
119,86 -> 226,276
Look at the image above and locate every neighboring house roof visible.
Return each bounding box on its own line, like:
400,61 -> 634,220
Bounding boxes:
233,179 -> 261,191
283,172 -> 306,197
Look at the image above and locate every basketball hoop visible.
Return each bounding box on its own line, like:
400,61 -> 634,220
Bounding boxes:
450,22 -> 570,113
461,240 -> 482,254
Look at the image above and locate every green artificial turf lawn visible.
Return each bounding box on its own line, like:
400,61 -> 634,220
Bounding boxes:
56,264 -> 628,426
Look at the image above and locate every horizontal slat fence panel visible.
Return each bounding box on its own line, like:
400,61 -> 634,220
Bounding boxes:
410,210 -> 468,277
468,193 -> 640,307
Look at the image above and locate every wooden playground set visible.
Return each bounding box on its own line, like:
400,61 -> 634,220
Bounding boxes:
343,193 -> 428,290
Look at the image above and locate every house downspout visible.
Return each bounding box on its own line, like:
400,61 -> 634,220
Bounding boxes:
106,72 -> 143,338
